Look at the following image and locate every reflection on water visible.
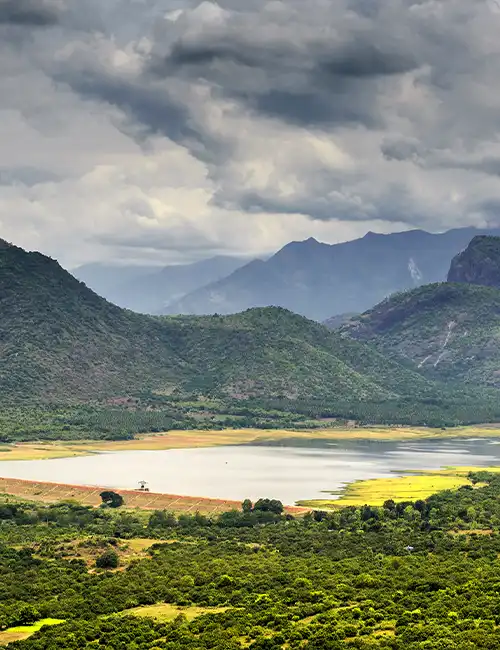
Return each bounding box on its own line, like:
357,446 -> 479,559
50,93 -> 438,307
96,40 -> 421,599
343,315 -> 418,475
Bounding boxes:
0,438 -> 499,504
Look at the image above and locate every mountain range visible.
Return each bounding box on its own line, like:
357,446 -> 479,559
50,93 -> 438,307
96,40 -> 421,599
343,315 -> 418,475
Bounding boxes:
0,238 -> 432,405
73,256 -> 250,314
5,232 -> 500,426
162,227 -> 500,321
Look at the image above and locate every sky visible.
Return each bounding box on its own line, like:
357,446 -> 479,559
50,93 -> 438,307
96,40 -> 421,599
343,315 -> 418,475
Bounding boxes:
2,0 -> 500,268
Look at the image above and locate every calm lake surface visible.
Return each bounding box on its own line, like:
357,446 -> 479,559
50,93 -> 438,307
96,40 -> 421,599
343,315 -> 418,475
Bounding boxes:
1,438 -> 500,504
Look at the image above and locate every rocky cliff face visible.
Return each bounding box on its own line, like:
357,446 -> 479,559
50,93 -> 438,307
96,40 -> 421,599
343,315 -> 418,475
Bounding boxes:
448,236 -> 500,288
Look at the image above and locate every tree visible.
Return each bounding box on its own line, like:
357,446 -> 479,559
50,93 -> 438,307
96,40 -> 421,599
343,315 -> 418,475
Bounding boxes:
100,491 -> 124,508
95,549 -> 119,569
148,510 -> 176,528
253,498 -> 284,515
242,499 -> 253,513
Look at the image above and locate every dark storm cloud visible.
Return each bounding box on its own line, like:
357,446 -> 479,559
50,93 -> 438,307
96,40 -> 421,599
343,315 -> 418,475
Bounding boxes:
4,0 -> 500,267
167,40 -> 263,68
318,43 -> 417,79
381,138 -> 426,162
147,31 -> 419,129
251,90 -> 375,127
62,71 -> 196,144
467,158 -> 500,177
0,0 -> 64,26
381,139 -> 500,179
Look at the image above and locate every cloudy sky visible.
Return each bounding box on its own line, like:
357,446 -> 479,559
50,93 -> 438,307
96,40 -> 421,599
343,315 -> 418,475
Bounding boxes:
2,0 -> 500,267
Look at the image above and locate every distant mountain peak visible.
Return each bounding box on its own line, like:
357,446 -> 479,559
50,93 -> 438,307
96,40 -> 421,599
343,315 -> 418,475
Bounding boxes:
0,238 -> 13,249
283,236 -> 323,249
163,226 -> 500,320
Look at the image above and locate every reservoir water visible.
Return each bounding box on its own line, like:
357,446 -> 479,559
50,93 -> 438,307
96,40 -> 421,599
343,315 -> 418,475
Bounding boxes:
1,438 -> 500,504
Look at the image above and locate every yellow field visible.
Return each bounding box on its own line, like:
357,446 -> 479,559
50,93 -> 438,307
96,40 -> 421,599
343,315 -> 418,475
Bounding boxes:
298,472 -> 472,508
298,463 -> 500,509
122,603 -> 229,622
0,445 -> 87,461
2,424 -> 500,462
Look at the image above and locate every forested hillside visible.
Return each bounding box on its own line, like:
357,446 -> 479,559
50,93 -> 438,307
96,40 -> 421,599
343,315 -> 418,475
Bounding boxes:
0,240 -> 434,405
342,283 -> 500,387
2,473 -> 500,648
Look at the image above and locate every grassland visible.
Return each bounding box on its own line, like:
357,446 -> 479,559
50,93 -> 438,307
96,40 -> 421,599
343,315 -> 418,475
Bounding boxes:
297,466 -> 500,509
122,604 -> 230,622
2,424 -> 500,462
298,473 -> 470,509
0,605 -> 228,645
49,537 -> 161,569
0,619 -> 64,645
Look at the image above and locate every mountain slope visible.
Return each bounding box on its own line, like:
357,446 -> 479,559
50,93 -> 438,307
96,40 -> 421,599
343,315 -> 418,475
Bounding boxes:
73,256 -> 250,313
163,227 -> 500,320
448,236 -> 500,288
323,313 -> 359,330
341,282 -> 500,387
0,241 -> 433,404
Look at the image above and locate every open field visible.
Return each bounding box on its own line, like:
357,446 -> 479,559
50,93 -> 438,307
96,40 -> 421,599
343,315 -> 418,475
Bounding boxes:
0,476 -> 309,514
296,465 -> 500,509
47,537 -> 165,569
298,472 -> 472,508
122,603 -> 230,622
0,619 -> 64,645
2,424 -> 500,462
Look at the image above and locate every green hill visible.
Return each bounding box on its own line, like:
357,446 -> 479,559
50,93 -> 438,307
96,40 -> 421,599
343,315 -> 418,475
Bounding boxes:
0,240 -> 433,404
342,282 -> 500,387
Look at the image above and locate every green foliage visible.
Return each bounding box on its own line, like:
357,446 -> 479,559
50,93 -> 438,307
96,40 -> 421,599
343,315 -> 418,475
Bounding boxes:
6,392 -> 500,444
253,499 -> 284,515
95,549 -> 119,569
343,281 -> 500,388
99,491 -> 124,509
5,478 -> 500,647
0,242 -> 441,408
4,242 -> 500,429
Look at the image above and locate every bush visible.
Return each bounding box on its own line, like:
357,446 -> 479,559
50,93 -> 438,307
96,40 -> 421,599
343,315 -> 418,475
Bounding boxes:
99,491 -> 124,508
95,549 -> 119,569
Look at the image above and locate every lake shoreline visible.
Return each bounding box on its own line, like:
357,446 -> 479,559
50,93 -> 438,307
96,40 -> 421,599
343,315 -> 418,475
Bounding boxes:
2,432 -> 500,511
3,424 -> 500,462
